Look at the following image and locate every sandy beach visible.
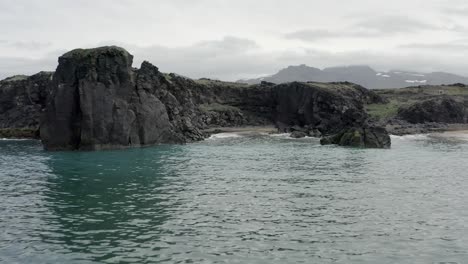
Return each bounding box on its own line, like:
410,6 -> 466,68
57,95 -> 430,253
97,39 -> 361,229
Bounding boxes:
202,125 -> 278,135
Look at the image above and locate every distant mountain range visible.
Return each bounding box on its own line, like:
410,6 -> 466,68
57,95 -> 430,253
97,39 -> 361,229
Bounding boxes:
238,65 -> 468,89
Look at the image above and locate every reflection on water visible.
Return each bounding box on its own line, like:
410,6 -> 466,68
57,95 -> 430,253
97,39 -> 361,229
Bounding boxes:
1,133 -> 468,263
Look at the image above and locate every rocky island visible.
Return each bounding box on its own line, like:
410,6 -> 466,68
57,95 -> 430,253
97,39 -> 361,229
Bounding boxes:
5,46 -> 467,150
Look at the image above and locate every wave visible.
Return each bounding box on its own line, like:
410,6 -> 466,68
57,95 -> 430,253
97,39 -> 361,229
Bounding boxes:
390,134 -> 429,140
268,133 -> 291,138
0,138 -> 32,141
207,133 -> 243,140
269,133 -> 319,140
391,132 -> 468,143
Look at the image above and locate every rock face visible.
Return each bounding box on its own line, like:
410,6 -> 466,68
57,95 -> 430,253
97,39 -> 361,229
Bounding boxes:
41,47 -> 179,150
290,131 -> 307,138
0,72 -> 53,138
320,126 -> 391,148
273,82 -> 370,134
36,46 -> 391,150
397,97 -> 466,124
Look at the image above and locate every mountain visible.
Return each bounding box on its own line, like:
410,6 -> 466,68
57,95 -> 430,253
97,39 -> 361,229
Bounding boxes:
238,65 -> 468,89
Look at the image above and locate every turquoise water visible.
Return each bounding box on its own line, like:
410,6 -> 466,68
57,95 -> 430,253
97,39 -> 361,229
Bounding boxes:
1,132 -> 468,264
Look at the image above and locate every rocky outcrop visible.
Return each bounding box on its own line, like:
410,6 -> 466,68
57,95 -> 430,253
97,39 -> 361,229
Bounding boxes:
273,82 -> 369,134
35,46 -> 390,150
41,47 -> 180,150
320,126 -> 391,148
0,72 -> 53,138
290,131 -> 307,138
397,97 -> 466,124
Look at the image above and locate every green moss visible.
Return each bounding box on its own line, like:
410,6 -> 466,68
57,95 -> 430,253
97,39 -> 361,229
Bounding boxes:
0,128 -> 39,139
353,130 -> 361,138
338,129 -> 364,147
376,85 -> 468,97
61,46 -> 130,59
366,100 -> 404,119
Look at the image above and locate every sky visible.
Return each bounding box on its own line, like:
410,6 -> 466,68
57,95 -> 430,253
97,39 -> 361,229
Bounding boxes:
1,0 -> 468,80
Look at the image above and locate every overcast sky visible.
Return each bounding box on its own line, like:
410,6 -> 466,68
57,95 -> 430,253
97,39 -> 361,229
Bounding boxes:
1,0 -> 468,80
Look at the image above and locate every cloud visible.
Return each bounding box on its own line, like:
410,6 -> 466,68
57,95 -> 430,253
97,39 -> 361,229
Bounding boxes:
0,50 -> 64,80
354,15 -> 437,34
400,39 -> 468,50
284,28 -> 380,42
400,43 -> 468,50
3,35 -> 468,82
125,37 -> 468,80
443,6 -> 468,16
10,41 -> 52,50
127,36 -> 273,81
285,15 -> 440,42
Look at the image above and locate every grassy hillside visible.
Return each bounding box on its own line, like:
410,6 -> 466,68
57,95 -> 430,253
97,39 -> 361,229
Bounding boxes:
366,84 -> 468,120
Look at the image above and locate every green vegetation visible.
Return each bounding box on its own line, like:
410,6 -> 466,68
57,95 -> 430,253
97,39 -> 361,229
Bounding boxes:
368,85 -> 468,120
376,85 -> 468,97
62,46 -> 130,59
195,78 -> 250,88
199,103 -> 241,112
0,128 -> 39,139
366,100 -> 406,119
2,75 -> 28,83
305,82 -> 355,90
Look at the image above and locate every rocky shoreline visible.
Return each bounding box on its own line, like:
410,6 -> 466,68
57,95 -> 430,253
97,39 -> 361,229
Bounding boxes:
1,46 -> 467,150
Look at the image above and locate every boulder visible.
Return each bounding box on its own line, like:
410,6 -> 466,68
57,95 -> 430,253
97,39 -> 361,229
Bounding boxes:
320,126 -> 391,148
290,131 -> 307,138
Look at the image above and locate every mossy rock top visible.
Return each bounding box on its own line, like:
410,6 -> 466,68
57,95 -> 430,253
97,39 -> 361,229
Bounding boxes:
61,46 -> 132,60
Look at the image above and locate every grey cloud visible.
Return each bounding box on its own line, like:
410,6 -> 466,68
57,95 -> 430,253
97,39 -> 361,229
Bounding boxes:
12,41 -> 52,50
285,16 -> 439,42
0,50 -> 64,80
355,15 -> 436,34
443,7 -> 468,16
125,38 -> 468,80
401,43 -> 468,50
128,37 -> 271,81
285,30 -> 343,41
0,40 -> 52,50
3,35 -> 468,82
400,39 -> 468,50
285,29 -> 379,41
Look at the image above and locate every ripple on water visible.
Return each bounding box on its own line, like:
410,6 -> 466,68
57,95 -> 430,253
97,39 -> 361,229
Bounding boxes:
0,134 -> 468,263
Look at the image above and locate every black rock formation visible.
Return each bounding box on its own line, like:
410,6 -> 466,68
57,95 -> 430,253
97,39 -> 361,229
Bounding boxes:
0,72 -> 53,138
397,97 -> 466,124
41,47 -> 179,150
320,126 -> 391,148
0,46 -> 389,150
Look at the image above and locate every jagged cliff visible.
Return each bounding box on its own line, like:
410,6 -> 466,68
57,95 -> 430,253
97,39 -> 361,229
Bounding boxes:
0,72 -> 53,138
2,46 -> 391,149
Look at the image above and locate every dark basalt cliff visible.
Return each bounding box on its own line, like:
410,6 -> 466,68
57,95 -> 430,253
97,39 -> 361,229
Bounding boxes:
41,47 -> 182,150
397,97 -> 466,124
0,72 -> 53,138
367,85 -> 468,135
2,46 -> 391,149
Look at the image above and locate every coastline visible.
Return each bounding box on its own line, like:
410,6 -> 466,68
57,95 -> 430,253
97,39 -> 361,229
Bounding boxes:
202,125 -> 278,136
385,123 -> 468,136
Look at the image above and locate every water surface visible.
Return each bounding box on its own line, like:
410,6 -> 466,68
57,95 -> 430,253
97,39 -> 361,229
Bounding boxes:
1,133 -> 467,263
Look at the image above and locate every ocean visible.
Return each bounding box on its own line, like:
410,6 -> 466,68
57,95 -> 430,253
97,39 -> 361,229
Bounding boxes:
1,132 -> 467,263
